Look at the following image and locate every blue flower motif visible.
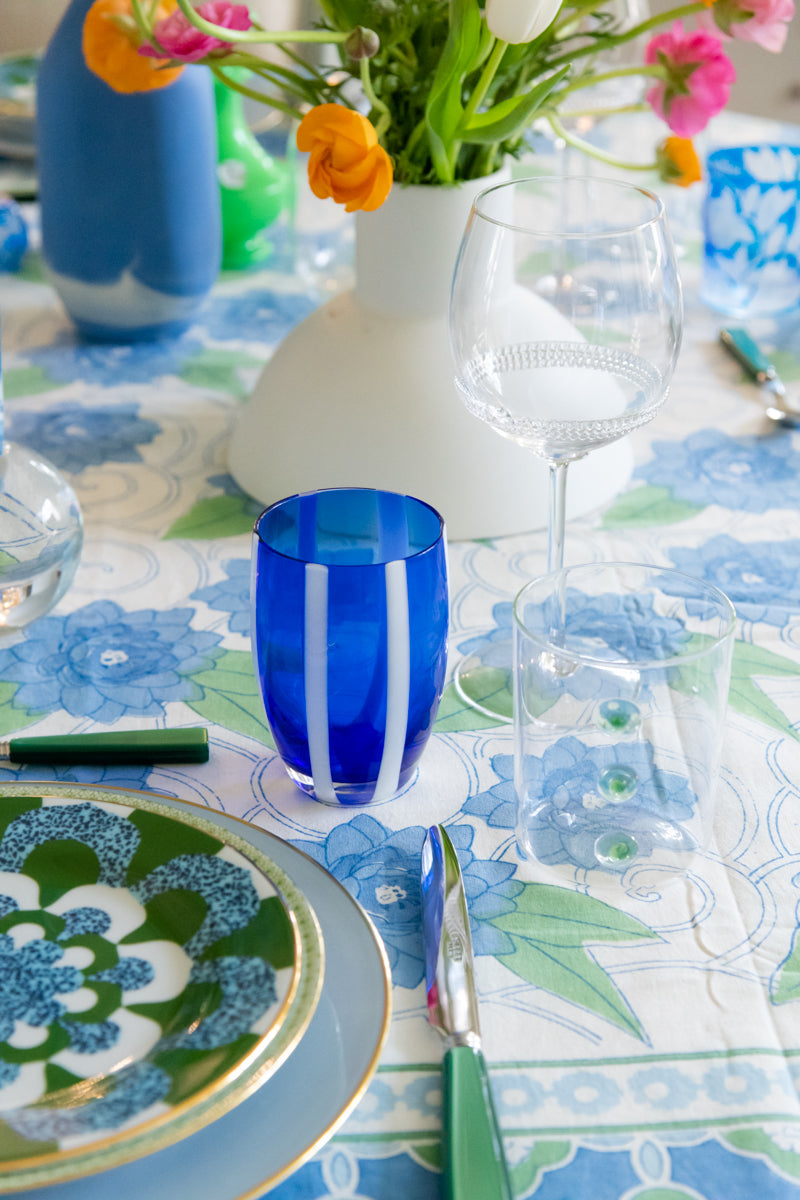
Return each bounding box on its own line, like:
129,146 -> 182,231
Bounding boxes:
628,1065 -> 699,1110
192,558 -> 251,635
457,602 -> 512,667
666,534 -> 800,626
8,404 -> 160,474
0,600 -> 221,723
202,289 -> 317,343
462,754 -> 516,829
401,1074 -> 442,1118
551,1070 -> 623,1115
0,933 -> 83,1040
291,816 -> 522,989
635,429 -> 800,513
517,588 -> 690,663
25,331 -> 204,386
702,1062 -> 771,1106
519,735 -> 697,869
0,764 -> 154,790
493,1071 -> 548,1116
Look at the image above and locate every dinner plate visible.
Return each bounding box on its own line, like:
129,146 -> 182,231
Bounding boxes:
5,788 -> 392,1200
0,784 -> 324,1192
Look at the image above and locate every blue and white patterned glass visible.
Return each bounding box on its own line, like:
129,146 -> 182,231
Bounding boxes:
251,488 -> 449,806
701,144 -> 800,318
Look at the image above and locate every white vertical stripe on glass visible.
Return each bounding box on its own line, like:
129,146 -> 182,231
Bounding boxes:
304,562 -> 336,803
373,559 -> 410,802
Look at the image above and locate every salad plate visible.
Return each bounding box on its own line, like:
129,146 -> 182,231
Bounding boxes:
7,789 -> 393,1200
0,784 -> 324,1191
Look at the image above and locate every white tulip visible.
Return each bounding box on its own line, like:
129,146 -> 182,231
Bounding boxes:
484,0 -> 563,43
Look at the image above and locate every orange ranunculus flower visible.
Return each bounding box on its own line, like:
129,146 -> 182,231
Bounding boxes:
83,0 -> 184,93
657,136 -> 703,187
297,105 -> 393,213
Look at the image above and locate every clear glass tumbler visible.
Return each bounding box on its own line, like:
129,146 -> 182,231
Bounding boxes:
251,488 -> 449,806
513,562 -> 735,891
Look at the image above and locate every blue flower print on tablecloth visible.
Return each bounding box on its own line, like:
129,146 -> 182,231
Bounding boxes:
202,288 -> 318,344
628,1065 -> 700,1111
0,763 -> 154,790
291,816 -> 522,988
517,587 -> 689,663
702,1062 -> 771,1106
636,429 -> 800,513
0,600 -> 221,723
666,534 -> 800,626
462,753 -> 516,828
457,601 -> 512,668
8,403 -> 160,474
192,558 -> 250,635
551,1070 -> 623,1116
518,736 -> 696,869
25,331 -> 204,387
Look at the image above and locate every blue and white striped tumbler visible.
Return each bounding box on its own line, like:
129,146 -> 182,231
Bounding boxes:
251,488 -> 449,805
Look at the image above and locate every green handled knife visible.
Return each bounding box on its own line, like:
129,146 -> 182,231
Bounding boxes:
421,824 -> 513,1200
0,727 -> 209,765
719,327 -> 800,426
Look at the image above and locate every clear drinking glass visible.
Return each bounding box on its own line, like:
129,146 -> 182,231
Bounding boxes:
450,175 -> 683,718
251,487 -> 449,806
513,562 -> 735,893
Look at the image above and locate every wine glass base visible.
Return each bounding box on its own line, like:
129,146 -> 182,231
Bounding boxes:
453,647 -> 514,723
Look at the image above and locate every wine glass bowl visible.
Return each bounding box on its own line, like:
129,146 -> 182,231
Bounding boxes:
450,175 -> 683,477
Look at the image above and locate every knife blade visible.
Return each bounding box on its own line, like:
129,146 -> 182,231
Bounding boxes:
719,327 -> 800,426
421,824 -> 513,1200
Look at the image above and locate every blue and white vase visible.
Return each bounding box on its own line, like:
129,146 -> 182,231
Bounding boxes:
35,0 -> 221,341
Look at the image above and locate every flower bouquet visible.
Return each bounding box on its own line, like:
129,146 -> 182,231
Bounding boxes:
83,0 -> 795,209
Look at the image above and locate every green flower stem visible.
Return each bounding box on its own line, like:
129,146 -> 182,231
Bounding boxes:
463,38 -> 509,126
547,114 -> 658,170
129,0 -> 151,43
548,1 -> 706,69
173,0 -> 351,46
360,57 -> 392,138
560,63 -> 666,97
550,101 -> 649,118
210,64 -> 306,119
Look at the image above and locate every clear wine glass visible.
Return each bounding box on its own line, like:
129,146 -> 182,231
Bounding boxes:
449,174 -> 683,720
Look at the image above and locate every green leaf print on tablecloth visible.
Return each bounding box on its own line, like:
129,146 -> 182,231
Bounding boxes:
163,494 -> 261,540
185,649 -> 273,746
511,1141 -> 574,1196
729,641 -> 800,743
722,1127 -> 800,1179
601,485 -> 703,529
489,883 -> 659,1038
1,365 -> 57,398
178,347 -> 264,399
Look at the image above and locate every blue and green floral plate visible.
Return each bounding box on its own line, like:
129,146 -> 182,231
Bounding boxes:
0,783 -> 324,1191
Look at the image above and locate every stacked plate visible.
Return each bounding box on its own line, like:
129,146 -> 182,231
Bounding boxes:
0,783 -> 392,1198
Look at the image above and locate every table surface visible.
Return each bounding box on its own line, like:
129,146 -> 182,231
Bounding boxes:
2,108 -> 800,1199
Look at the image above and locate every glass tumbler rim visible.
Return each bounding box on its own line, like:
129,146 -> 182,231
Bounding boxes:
472,174 -> 666,240
513,560 -> 736,670
253,486 -> 445,566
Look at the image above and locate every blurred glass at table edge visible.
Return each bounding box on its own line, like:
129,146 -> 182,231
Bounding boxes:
701,143 -> 800,319
513,561 -> 735,894
251,487 -> 449,806
0,332 -> 83,634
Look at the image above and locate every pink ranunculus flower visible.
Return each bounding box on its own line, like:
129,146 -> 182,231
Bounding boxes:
644,22 -> 736,138
704,0 -> 795,53
140,1 -> 252,63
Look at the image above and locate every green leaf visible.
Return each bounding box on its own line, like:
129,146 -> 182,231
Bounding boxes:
163,494 -> 260,540
185,649 -> 274,745
458,67 -> 569,144
0,680 -> 44,738
1,365 -> 57,398
728,640 -> 800,742
433,680 -> 508,732
424,0 -> 483,180
510,1141 -> 573,1195
601,485 -> 702,528
409,1141 -> 440,1170
723,1128 -> 800,1179
179,347 -> 264,399
770,925 -> 800,1005
490,882 -> 659,1038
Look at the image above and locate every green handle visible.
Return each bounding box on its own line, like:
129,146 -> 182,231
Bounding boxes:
442,1045 -> 513,1200
719,327 -> 775,381
8,728 -> 209,765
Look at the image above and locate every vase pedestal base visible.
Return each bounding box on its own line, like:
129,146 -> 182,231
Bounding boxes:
228,288 -> 634,541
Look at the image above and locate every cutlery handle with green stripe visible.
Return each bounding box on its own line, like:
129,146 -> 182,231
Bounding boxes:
442,1044 -> 513,1200
0,728 -> 209,765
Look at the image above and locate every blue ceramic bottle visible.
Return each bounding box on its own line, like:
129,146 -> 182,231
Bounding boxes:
36,0 -> 221,341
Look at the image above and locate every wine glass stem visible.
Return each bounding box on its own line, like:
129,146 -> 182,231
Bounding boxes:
547,461 -> 568,573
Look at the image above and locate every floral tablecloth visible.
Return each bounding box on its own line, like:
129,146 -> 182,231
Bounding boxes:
2,109 -> 800,1199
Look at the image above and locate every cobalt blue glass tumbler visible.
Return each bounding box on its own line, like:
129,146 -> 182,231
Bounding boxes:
252,488 -> 449,805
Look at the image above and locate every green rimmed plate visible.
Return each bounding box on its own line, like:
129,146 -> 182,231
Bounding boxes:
0,783 -> 324,1191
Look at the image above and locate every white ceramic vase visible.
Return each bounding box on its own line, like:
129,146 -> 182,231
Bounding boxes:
228,170 -> 633,540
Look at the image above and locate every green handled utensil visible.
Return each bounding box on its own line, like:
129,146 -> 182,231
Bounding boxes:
0,727 -> 209,765
421,824 -> 513,1200
719,328 -> 800,426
